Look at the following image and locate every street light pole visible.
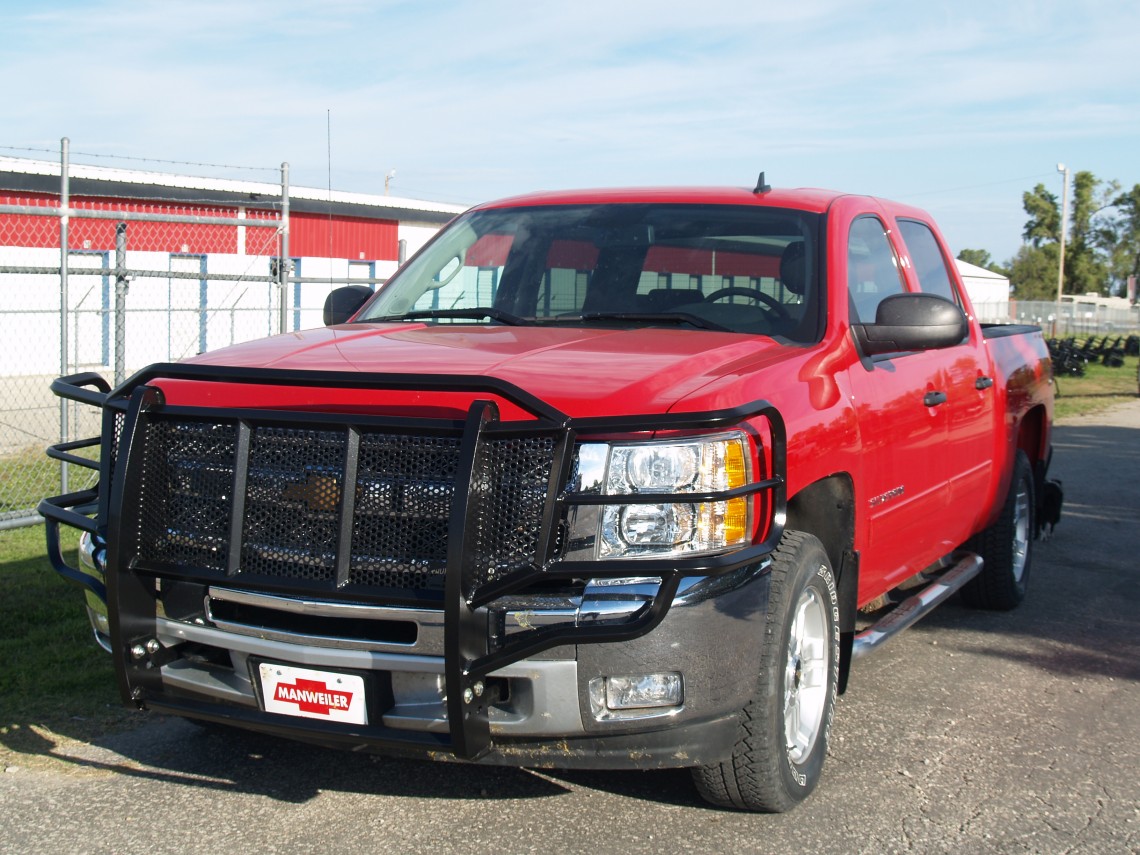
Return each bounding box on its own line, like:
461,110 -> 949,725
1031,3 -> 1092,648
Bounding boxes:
1055,163 -> 1070,335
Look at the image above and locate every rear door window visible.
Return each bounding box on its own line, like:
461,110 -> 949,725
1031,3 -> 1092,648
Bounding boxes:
847,216 -> 906,324
897,219 -> 960,305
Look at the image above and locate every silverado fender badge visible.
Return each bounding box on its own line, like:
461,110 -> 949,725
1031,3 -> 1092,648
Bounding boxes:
869,486 -> 905,508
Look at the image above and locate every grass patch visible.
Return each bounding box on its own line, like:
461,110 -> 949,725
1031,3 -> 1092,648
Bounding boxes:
1052,355 -> 1139,420
0,524 -> 132,764
0,448 -> 63,518
1,446 -> 99,521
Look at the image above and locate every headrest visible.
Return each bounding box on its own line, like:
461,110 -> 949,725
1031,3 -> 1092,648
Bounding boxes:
780,241 -> 807,295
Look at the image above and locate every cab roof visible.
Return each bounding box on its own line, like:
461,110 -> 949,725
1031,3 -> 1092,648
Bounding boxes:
472,186 -> 850,215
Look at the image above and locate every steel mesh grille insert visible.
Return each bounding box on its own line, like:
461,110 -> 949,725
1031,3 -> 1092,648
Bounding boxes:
240,426 -> 347,582
130,414 -> 558,596
348,432 -> 463,590
138,419 -> 236,572
469,436 -> 556,591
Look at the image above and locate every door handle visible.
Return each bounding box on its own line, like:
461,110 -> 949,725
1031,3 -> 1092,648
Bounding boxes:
924,391 -> 948,407
975,376 -> 994,390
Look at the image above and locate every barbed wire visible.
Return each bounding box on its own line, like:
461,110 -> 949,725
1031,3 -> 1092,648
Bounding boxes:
2,148 -> 462,209
0,144 -> 278,173
0,144 -> 58,156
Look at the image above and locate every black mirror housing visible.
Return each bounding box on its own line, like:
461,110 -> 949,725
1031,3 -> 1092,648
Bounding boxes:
323,285 -> 374,326
853,293 -> 967,355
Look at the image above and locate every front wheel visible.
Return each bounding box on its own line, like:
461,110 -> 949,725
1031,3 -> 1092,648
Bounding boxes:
692,531 -> 839,812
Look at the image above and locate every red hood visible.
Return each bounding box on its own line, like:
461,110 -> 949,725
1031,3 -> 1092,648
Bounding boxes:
184,323 -> 797,418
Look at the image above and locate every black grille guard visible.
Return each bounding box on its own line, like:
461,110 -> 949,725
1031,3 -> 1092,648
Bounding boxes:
40,363 -> 786,759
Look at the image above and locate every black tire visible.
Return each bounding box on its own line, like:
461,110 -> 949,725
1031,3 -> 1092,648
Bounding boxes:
692,531 -> 839,812
961,450 -> 1035,611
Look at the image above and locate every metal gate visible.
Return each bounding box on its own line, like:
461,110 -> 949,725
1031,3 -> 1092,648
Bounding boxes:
0,139 -> 300,528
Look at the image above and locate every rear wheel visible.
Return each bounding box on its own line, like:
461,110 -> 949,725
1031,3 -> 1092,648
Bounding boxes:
961,450 -> 1035,610
692,531 -> 839,812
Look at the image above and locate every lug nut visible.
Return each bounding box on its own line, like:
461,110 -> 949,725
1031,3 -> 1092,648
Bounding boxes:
145,639 -> 161,655
130,644 -> 146,660
473,680 -> 485,698
463,688 -> 474,705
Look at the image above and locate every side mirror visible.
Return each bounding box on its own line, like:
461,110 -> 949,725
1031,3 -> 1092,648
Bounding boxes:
323,285 -> 373,326
853,293 -> 967,355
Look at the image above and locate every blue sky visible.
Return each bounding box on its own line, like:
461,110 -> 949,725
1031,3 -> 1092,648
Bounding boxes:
4,0 -> 1138,265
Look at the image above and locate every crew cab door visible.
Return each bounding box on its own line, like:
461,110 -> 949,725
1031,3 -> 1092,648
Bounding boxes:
844,212 -> 953,597
894,217 -> 996,542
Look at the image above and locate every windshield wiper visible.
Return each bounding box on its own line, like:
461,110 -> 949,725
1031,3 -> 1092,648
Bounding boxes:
370,308 -> 529,326
549,311 -> 731,332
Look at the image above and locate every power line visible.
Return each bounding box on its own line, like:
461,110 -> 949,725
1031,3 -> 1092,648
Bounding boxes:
907,172 -> 1059,199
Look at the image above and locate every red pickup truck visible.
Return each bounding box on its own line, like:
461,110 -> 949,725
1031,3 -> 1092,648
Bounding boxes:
42,181 -> 1059,812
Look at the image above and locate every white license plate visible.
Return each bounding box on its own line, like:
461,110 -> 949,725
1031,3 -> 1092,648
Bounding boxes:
258,662 -> 368,725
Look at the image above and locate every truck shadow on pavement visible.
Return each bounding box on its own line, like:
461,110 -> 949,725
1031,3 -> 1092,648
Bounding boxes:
4,716 -> 587,804
3,706 -> 708,807
911,421 -> 1140,683
859,420 -> 1140,685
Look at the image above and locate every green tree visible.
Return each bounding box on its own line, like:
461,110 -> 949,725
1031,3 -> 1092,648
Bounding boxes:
1011,171 -> 1120,298
1021,183 -> 1060,247
1007,243 -> 1059,301
1065,170 -> 1114,296
956,248 -> 1008,276
1010,182 -> 1062,298
1107,183 -> 1140,294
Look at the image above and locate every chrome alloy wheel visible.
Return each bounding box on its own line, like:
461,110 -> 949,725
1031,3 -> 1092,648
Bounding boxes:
784,584 -> 829,764
1012,479 -> 1031,583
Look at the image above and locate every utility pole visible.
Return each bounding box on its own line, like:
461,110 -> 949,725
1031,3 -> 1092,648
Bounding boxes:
1054,163 -> 1070,335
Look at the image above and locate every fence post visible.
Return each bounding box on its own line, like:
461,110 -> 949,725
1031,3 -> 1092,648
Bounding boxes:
59,137 -> 71,493
114,222 -> 128,385
279,162 -> 290,334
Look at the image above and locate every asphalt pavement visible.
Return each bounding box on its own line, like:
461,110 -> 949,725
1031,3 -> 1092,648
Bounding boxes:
2,401 -> 1138,854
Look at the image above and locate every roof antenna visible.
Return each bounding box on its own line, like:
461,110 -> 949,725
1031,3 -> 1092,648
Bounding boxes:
753,171 -> 771,194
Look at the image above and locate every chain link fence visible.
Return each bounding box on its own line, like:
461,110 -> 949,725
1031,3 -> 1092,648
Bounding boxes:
985,299 -> 1140,337
0,143 -> 309,528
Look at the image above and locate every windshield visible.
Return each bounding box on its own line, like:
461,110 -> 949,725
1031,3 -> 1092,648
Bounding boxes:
357,203 -> 823,342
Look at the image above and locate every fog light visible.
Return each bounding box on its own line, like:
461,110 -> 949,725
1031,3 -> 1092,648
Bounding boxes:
589,673 -> 683,716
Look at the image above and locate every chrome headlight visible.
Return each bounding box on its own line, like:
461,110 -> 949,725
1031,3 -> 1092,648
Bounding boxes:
571,432 -> 753,560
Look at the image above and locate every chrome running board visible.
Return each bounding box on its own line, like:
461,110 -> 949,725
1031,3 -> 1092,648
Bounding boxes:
852,553 -> 983,659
